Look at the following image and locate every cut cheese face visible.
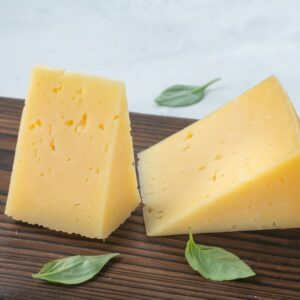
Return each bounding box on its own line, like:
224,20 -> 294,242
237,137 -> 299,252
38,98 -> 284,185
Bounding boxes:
5,66 -> 140,239
138,76 -> 300,236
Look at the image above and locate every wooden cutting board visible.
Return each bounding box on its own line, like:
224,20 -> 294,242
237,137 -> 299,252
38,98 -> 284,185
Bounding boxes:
0,97 -> 300,300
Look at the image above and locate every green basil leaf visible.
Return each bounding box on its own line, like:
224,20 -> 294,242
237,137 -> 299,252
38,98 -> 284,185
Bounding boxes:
185,229 -> 255,281
155,78 -> 220,107
32,253 -> 119,285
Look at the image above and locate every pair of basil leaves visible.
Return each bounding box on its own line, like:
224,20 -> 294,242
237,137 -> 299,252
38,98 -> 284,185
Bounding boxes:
32,229 -> 254,285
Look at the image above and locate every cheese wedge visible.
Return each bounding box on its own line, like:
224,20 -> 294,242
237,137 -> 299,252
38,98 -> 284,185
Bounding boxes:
138,76 -> 300,236
5,66 -> 140,239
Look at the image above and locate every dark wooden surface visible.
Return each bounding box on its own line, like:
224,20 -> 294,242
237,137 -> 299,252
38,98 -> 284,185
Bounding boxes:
0,97 -> 300,300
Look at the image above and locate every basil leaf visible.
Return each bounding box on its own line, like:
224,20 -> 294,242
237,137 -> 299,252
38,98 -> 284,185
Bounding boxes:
155,78 -> 220,107
185,229 -> 255,281
32,253 -> 119,285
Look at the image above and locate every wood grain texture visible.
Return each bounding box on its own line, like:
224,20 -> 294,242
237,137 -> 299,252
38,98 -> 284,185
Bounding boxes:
0,97 -> 300,300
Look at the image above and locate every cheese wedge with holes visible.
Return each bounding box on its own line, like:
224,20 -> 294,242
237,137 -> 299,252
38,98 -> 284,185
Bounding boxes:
5,66 -> 140,239
138,76 -> 300,236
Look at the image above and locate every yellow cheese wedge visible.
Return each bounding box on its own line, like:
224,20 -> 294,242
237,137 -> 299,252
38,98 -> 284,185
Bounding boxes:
5,66 -> 140,239
138,76 -> 300,236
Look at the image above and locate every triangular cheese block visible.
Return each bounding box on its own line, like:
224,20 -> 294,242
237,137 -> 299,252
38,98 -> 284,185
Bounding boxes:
5,66 -> 140,238
138,76 -> 300,236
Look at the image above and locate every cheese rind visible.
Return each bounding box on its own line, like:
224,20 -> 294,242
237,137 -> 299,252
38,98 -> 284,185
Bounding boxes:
138,76 -> 300,236
5,66 -> 140,238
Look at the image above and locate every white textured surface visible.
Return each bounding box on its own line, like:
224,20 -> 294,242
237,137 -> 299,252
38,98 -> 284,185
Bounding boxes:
0,0 -> 300,119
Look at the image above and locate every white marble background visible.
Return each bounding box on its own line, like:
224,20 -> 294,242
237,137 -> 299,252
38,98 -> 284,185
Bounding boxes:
0,0 -> 299,119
